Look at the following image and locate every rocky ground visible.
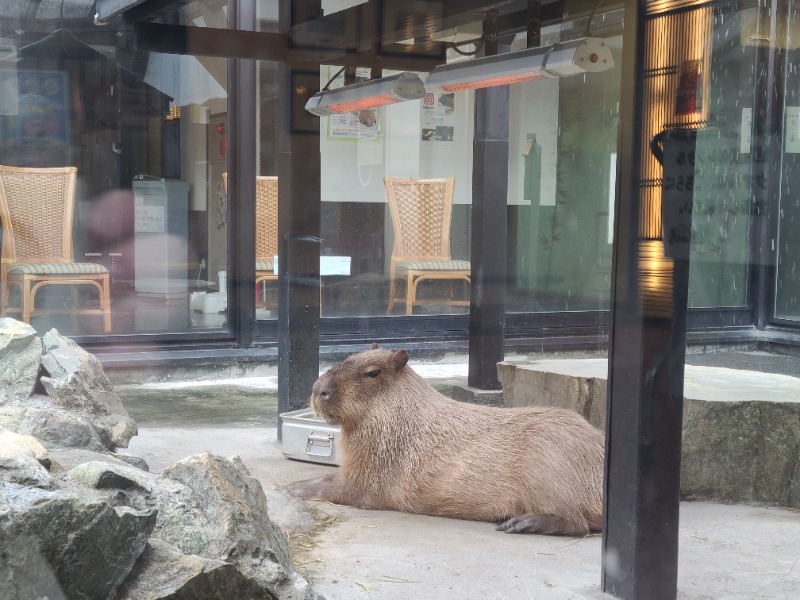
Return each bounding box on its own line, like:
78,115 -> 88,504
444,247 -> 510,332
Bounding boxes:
0,318 -> 321,600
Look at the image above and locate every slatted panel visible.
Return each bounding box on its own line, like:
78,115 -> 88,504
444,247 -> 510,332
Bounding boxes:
639,4 -> 713,239
646,0 -> 712,16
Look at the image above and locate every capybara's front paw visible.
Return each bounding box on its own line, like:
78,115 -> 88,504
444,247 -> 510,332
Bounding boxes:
496,513 -> 589,536
286,474 -> 338,500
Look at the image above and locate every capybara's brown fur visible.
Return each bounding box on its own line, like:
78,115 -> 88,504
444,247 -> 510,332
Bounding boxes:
287,346 -> 605,536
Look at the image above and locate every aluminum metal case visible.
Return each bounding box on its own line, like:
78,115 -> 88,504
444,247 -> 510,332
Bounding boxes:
280,409 -> 341,466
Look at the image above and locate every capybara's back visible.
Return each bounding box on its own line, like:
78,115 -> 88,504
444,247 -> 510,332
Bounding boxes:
294,346 -> 605,535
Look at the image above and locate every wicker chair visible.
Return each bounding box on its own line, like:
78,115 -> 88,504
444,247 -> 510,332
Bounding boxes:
254,176 -> 279,302
384,176 -> 471,315
222,173 -> 278,306
0,165 -> 111,331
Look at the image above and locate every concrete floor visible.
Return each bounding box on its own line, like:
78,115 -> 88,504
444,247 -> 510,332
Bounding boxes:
117,353 -> 800,600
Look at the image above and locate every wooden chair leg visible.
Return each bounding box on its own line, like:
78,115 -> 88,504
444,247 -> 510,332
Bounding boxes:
386,266 -> 398,315
21,277 -> 33,324
70,286 -> 79,330
386,280 -> 394,315
0,275 -> 8,315
405,272 -> 415,316
101,276 -> 112,332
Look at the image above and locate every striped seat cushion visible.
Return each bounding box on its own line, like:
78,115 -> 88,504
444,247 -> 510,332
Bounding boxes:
8,262 -> 109,276
256,259 -> 275,271
397,260 -> 471,272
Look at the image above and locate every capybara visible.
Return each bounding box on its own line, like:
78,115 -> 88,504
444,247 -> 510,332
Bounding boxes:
287,345 -> 605,536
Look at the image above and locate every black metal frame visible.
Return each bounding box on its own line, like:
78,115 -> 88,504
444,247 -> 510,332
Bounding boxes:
227,0 -> 258,350
749,22 -> 783,330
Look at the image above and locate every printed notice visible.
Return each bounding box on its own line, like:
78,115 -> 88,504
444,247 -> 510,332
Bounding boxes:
328,109 -> 379,140
421,92 -> 455,142
135,204 -> 165,233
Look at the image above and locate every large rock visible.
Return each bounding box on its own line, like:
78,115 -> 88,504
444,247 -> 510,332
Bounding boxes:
118,539 -> 279,600
0,322 -> 139,453
0,429 -> 53,488
154,453 -> 318,600
0,319 -> 42,404
0,482 -> 157,600
66,460 -> 155,493
0,402 -> 107,451
39,328 -> 137,449
52,456 -> 318,600
0,427 -> 51,467
48,447 -> 149,473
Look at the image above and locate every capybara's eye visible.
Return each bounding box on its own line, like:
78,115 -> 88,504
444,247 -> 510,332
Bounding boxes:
364,369 -> 380,379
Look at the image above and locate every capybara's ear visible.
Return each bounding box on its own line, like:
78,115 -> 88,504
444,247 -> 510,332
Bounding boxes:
371,342 -> 379,350
392,349 -> 409,371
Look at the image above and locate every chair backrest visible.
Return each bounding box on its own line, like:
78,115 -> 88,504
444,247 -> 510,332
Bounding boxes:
255,176 -> 279,261
0,165 -> 77,264
222,173 -> 279,262
384,176 -> 455,262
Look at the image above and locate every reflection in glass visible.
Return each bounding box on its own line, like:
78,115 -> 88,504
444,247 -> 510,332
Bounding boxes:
0,8 -> 228,336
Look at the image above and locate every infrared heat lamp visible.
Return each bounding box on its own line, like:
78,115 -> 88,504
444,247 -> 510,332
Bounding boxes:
305,72 -> 426,116
425,37 -> 613,93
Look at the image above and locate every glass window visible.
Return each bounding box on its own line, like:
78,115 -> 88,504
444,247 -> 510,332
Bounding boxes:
313,66 -> 472,318
688,5 -> 752,309
270,29 -> 625,321
0,0 -> 229,336
775,1 -> 800,322
508,35 -> 622,313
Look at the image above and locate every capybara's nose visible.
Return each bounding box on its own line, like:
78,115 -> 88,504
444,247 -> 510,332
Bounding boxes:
312,377 -> 334,403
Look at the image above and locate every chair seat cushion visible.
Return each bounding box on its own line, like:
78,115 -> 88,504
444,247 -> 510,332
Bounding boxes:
397,260 -> 471,272
8,262 -> 109,276
256,259 -> 275,271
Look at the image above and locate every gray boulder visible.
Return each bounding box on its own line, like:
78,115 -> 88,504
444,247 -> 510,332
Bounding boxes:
118,539 -> 279,600
39,328 -> 137,449
49,447 -> 150,473
0,428 -> 53,488
52,455 -> 321,600
0,482 -> 157,600
0,322 -> 140,453
0,455 -> 53,489
154,452 -> 318,600
0,402 -> 107,451
66,460 -> 155,493
0,318 -> 42,404
0,428 -> 51,467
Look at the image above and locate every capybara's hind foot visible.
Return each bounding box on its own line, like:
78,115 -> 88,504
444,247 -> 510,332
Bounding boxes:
496,513 -> 589,536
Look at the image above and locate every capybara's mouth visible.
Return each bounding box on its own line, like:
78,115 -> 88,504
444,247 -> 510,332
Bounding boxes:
311,394 -> 339,424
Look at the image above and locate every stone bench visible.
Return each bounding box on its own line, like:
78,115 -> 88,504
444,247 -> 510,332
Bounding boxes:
497,359 -> 800,509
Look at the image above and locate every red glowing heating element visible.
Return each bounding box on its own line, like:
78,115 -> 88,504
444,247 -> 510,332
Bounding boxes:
305,72 -> 427,116
327,93 -> 401,113
436,70 -> 549,93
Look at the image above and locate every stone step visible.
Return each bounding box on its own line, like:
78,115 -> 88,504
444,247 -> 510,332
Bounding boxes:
497,359 -> 800,509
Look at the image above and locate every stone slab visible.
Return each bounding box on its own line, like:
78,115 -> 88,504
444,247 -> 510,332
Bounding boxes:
497,359 -> 800,508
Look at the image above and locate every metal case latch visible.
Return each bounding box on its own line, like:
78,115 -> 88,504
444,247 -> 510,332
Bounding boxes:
306,431 -> 334,458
